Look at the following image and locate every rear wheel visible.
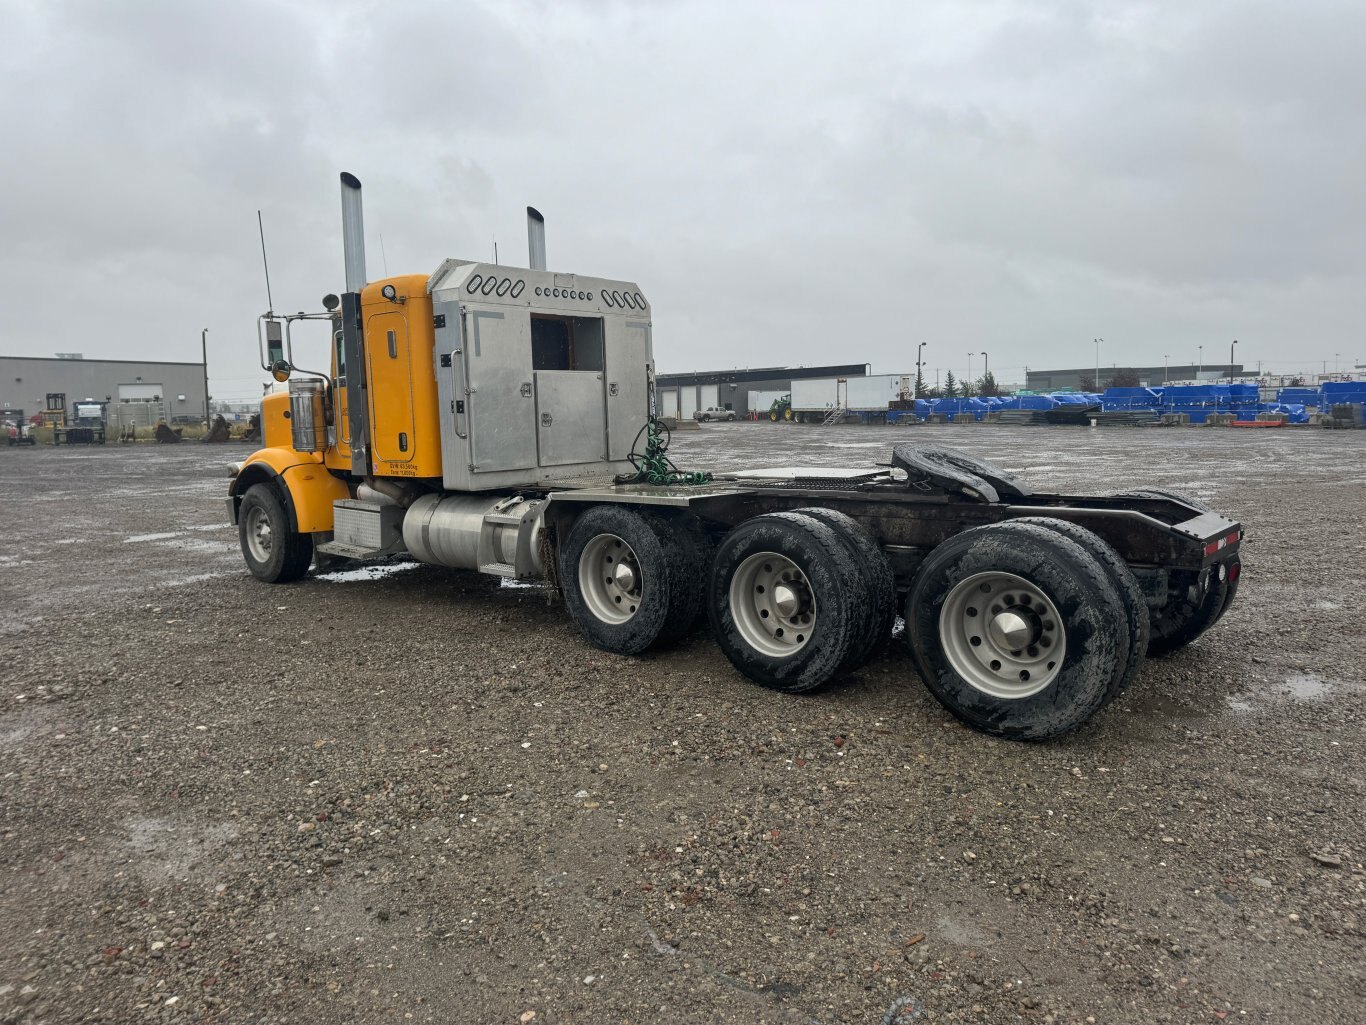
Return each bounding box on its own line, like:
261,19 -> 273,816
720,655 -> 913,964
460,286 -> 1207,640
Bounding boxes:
906,521 -> 1129,740
559,505 -> 701,655
1009,517 -> 1148,705
796,508 -> 895,669
239,483 -> 313,583
709,512 -> 867,692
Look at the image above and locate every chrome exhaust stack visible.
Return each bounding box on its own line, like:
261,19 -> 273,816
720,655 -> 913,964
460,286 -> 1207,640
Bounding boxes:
340,172 -> 367,292
526,206 -> 546,271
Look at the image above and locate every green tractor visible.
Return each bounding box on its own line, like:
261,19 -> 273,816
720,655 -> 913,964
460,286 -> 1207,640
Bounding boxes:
768,393 -> 793,422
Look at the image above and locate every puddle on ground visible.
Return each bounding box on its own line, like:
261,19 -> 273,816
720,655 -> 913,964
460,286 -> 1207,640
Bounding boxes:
1137,673 -> 1354,719
1281,673 -> 1332,700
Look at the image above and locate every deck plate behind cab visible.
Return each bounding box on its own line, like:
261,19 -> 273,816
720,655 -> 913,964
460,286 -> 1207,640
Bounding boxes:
728,466 -> 882,480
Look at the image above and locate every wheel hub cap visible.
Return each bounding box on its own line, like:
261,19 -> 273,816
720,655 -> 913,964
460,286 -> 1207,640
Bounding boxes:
578,533 -> 643,625
938,571 -> 1066,700
772,583 -> 800,618
988,610 -> 1034,650
728,553 -> 815,657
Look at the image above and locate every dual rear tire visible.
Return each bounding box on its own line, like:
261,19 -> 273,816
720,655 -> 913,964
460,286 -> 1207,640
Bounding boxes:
559,505 -> 1154,740
906,520 -> 1146,740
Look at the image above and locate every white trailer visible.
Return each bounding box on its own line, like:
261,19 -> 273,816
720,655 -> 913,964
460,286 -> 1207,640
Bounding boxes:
749,389 -> 787,411
790,377 -> 842,414
845,374 -> 908,411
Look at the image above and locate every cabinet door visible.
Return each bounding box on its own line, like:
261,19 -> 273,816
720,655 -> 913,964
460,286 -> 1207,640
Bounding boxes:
535,371 -> 606,466
465,308 -> 538,473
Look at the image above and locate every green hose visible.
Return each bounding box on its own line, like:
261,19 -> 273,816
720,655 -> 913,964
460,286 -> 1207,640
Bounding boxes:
615,417 -> 714,487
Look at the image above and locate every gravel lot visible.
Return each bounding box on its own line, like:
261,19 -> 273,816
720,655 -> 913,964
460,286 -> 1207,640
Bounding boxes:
1,424 -> 1363,1025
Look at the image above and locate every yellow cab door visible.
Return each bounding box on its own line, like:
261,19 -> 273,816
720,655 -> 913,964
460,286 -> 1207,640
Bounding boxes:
365,310 -> 419,472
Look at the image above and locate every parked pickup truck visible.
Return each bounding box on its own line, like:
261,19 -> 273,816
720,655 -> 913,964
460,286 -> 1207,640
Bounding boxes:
694,406 -> 737,422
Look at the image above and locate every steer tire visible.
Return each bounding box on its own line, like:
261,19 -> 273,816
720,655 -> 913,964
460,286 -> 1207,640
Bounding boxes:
1009,517 -> 1149,705
795,507 -> 896,669
559,505 -> 697,656
906,521 -> 1128,740
239,483 -> 313,583
709,512 -> 867,693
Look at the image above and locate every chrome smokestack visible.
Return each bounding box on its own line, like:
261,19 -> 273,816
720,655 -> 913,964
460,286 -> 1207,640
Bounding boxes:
526,206 -> 546,271
340,172 -> 367,292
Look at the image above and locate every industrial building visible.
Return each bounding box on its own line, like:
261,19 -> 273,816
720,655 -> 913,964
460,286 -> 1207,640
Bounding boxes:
656,363 -> 868,419
1025,364 -> 1244,392
0,355 -> 208,429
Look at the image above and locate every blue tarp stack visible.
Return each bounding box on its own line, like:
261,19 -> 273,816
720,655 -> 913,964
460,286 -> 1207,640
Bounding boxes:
1101,387 -> 1164,414
1259,403 -> 1310,424
1276,387 -> 1320,406
1321,381 -> 1366,409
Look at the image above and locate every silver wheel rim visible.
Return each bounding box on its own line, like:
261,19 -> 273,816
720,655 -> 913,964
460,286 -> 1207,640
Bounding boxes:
244,504 -> 273,563
579,533 -> 642,624
939,571 -> 1065,699
729,552 -> 815,657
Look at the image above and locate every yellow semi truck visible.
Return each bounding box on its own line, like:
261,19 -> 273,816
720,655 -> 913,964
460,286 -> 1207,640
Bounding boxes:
228,173 -> 1244,740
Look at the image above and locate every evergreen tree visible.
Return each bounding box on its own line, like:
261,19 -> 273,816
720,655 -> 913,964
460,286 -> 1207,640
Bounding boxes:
913,365 -> 927,397
943,371 -> 959,398
978,371 -> 999,397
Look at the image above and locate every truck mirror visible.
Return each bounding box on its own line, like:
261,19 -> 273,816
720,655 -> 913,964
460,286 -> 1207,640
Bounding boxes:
270,361 -> 292,383
266,320 -> 285,365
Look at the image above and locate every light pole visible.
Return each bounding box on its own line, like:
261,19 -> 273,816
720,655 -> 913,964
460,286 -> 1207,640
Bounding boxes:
1163,354 -> 1169,385
1093,338 -> 1102,392
1197,345 -> 1203,380
1229,339 -> 1237,382
915,342 -> 927,398
979,350 -> 989,377
966,352 -> 973,393
201,328 -> 210,427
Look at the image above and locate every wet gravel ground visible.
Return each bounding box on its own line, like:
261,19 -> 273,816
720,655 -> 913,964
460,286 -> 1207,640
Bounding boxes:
1,424 -> 1363,1025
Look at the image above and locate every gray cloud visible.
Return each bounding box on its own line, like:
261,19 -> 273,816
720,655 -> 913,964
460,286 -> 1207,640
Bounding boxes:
2,0 -> 1362,399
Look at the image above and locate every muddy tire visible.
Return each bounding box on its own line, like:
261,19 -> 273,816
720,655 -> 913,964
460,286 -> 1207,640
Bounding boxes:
653,514 -> 710,646
906,521 -> 1128,740
708,512 -> 868,693
559,505 -> 699,656
239,483 -> 313,583
795,507 -> 896,669
1009,517 -> 1149,705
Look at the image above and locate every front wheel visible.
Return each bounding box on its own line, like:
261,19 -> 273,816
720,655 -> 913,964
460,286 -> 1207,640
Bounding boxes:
906,521 -> 1130,740
238,483 -> 313,583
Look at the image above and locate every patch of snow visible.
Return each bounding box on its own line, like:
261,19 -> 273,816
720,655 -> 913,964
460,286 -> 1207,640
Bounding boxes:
124,532 -> 180,543
316,562 -> 420,583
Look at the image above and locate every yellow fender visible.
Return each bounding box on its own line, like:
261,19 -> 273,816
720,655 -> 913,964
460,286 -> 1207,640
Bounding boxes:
228,447 -> 349,534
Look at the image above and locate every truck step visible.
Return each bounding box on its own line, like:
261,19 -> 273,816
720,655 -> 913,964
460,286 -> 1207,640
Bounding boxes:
315,540 -> 396,561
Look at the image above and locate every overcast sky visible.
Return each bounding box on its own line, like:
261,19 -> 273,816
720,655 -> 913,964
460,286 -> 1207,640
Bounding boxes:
3,0 -> 1363,399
